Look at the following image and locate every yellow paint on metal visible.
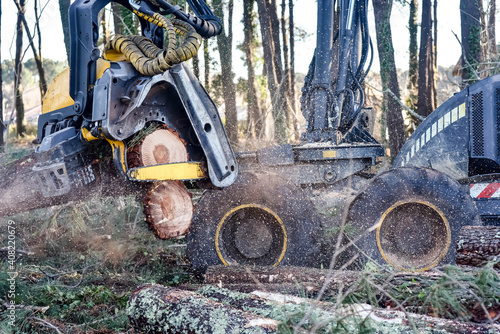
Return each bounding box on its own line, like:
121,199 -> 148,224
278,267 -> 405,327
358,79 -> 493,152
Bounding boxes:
375,200 -> 451,272
215,204 -> 287,266
129,162 -> 205,181
323,150 -> 337,158
42,59 -> 111,114
80,128 -> 100,142
105,139 -> 128,174
42,67 -> 74,114
102,49 -> 127,62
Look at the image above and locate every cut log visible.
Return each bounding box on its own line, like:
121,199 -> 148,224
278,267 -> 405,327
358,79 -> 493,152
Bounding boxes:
204,265 -> 500,322
129,283 -> 500,334
128,127 -> 194,240
127,284 -> 278,333
142,181 -> 193,239
456,226 -> 500,268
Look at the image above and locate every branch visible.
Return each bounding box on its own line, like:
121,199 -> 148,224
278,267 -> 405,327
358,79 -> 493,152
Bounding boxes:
28,317 -> 63,334
452,31 -> 481,81
365,82 -> 425,121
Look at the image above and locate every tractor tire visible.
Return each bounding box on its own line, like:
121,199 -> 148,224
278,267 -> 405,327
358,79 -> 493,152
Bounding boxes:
344,167 -> 481,271
186,171 -> 321,273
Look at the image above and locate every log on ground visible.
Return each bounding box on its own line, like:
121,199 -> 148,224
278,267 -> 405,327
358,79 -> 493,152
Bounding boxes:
127,284 -> 278,333
204,265 -> 500,322
457,226 -> 500,268
129,283 -> 500,334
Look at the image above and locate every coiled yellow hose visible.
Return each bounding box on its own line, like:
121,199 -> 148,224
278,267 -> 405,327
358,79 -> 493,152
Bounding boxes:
106,12 -> 202,76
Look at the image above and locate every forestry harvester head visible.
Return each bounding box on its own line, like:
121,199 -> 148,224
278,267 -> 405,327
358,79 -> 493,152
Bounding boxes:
33,0 -> 237,239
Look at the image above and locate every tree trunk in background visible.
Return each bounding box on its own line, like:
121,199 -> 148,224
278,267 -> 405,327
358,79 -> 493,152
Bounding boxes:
406,0 -> 418,134
289,0 -> 297,136
14,0 -> 25,137
0,0 -> 4,148
487,0 -> 496,59
416,0 -> 436,119
281,0 -> 298,140
372,0 -> 405,158
59,0 -> 71,63
204,39 -> 210,90
192,53 -> 200,79
243,0 -> 263,139
213,0 -> 238,146
432,0 -> 438,108
257,0 -> 287,143
13,0 -> 47,101
111,2 -> 123,35
460,0 -> 482,85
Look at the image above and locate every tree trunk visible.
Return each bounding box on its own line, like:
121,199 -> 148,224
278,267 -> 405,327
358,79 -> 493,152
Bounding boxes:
288,0 -> 297,138
456,226 -> 500,269
243,0 -> 263,139
213,0 -> 238,146
281,0 -> 298,140
487,0 -> 497,59
257,0 -> 287,143
432,0 -> 438,108
58,0 -> 71,63
203,39 -> 210,90
192,53 -> 200,79
0,0 -> 4,148
136,283 -> 500,333
204,264 -> 500,322
14,0 -> 25,138
13,0 -> 47,100
460,0 -> 482,85
416,0 -> 436,119
127,284 -> 278,333
372,0 -> 405,158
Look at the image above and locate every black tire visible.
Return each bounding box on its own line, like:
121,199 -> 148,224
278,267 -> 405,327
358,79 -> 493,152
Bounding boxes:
186,171 -> 321,273
344,167 -> 481,271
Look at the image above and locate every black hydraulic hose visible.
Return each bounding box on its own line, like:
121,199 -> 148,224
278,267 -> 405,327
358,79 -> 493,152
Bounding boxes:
355,0 -> 370,80
155,0 -> 222,38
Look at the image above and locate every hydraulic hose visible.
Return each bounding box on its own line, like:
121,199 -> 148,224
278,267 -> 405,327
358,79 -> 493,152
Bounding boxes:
106,11 -> 202,76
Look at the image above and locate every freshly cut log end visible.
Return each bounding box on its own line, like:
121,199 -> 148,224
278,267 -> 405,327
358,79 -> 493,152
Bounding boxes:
127,126 -> 189,168
128,125 -> 193,240
143,180 -> 194,239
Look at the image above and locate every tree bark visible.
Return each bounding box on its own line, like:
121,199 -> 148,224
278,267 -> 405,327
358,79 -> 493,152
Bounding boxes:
487,0 -> 497,59
203,38 -> 210,90
416,0 -> 436,119
432,0 -> 438,108
13,0 -> 47,100
456,226 -> 500,269
243,0 -> 263,139
14,0 -> 25,137
127,284 -> 278,333
372,0 -> 405,158
213,0 -> 238,146
204,264 -> 500,322
281,0 -> 298,140
288,0 -> 297,137
460,0 -> 482,85
257,0 -> 287,143
58,0 -> 71,63
137,283 -> 500,333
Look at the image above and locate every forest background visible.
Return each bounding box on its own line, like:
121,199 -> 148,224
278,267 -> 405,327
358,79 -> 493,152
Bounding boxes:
0,0 -> 499,157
